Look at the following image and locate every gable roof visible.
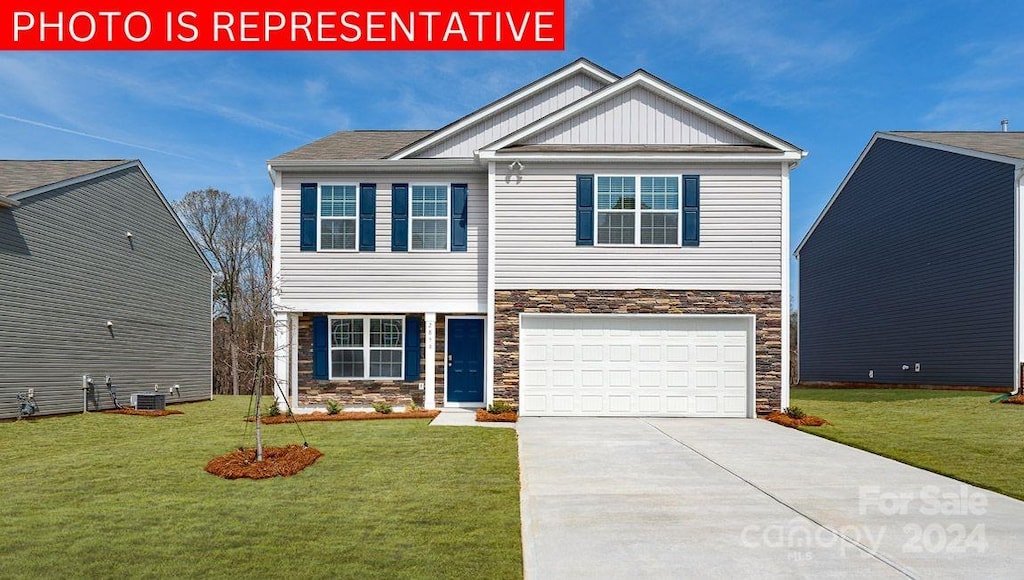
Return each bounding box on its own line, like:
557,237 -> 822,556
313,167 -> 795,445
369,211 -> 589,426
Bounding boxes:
481,69 -> 804,157
795,131 -> 1024,257
271,130 -> 433,162
1,160 -> 128,198
388,58 -> 619,160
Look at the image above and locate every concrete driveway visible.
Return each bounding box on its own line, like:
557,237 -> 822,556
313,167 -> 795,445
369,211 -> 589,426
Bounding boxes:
518,418 -> 1024,579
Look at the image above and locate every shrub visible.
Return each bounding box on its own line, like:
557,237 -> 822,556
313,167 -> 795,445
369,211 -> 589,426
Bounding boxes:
372,401 -> 393,414
783,406 -> 806,420
267,401 -> 281,417
406,399 -> 421,412
325,399 -> 342,415
487,401 -> 514,415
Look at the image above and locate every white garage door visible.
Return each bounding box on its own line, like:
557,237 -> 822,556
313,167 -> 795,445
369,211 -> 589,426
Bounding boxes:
519,315 -> 751,417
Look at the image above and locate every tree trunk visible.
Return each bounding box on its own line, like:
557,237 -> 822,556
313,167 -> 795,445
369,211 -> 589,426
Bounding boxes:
231,341 -> 239,396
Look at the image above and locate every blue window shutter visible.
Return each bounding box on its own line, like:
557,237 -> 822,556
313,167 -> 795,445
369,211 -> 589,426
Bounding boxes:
391,183 -> 409,252
451,184 -> 468,252
576,174 -> 594,246
312,316 -> 329,380
682,175 -> 700,246
404,316 -> 421,382
359,183 -> 376,251
300,183 -> 317,251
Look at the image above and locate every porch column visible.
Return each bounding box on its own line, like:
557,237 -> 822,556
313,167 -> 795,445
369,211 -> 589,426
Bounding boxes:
424,312 -> 437,409
272,311 -> 289,407
289,313 -> 299,408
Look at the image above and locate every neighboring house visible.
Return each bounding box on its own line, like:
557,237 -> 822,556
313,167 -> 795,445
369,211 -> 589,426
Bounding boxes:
269,59 -> 805,417
0,160 -> 213,419
796,132 -> 1024,391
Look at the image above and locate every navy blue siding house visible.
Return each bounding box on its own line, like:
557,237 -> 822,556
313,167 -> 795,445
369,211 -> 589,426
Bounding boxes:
796,132 -> 1024,390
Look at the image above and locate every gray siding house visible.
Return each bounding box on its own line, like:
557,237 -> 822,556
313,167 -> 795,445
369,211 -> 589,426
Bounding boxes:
796,132 -> 1024,390
1,160 -> 213,419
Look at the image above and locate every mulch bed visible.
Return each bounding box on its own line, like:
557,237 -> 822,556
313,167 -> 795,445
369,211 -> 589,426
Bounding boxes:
103,408 -> 184,417
1002,395 -> 1024,405
205,444 -> 323,479
475,409 -> 518,423
252,410 -> 440,424
765,412 -> 829,428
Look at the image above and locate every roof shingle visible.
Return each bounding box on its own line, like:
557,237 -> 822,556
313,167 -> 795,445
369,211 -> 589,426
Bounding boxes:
271,130 -> 433,162
886,131 -> 1024,161
0,160 -> 130,197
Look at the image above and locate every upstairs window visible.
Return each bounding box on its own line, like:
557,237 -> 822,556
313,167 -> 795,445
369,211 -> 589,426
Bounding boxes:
596,175 -> 680,246
411,184 -> 449,251
319,185 -> 357,250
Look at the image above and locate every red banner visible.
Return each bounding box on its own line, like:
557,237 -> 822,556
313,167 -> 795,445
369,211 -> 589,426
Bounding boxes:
1,0 -> 564,50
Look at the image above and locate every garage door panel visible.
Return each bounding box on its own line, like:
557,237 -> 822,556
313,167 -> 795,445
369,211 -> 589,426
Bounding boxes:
519,315 -> 750,417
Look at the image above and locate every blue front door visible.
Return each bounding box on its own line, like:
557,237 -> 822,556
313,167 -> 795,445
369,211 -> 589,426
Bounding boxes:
447,318 -> 485,403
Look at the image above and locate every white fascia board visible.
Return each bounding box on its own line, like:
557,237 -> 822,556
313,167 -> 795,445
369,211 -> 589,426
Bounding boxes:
479,150 -> 803,163
794,133 -> 882,258
0,197 -> 19,208
268,159 -> 481,173
388,60 -> 619,160
481,71 -> 804,155
275,299 -> 487,314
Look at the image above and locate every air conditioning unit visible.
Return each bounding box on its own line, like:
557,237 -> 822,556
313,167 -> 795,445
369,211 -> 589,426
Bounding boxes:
132,393 -> 166,410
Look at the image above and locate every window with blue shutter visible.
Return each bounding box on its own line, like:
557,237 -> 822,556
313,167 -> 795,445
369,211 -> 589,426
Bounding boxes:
576,174 -> 594,246
358,183 -> 376,251
451,183 -> 468,252
404,316 -> 421,382
300,183 -> 317,251
682,175 -> 700,246
311,316 -> 328,380
391,183 -> 409,252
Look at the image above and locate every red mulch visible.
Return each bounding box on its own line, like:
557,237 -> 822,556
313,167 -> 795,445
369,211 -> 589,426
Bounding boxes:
205,445 -> 323,479
765,412 -> 829,428
475,409 -> 518,423
1003,395 -> 1024,405
103,408 -> 184,417
252,410 -> 441,424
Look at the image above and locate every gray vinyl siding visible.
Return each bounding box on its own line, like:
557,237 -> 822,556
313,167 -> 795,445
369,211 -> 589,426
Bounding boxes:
799,138 -> 1015,387
0,167 -> 212,419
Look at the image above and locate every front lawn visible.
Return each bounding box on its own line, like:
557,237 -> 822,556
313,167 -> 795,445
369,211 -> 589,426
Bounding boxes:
0,397 -> 522,579
791,388 -> 1024,500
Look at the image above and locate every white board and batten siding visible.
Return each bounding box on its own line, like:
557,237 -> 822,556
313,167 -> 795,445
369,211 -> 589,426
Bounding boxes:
524,86 -> 754,146
419,72 -> 607,158
493,163 -> 784,291
277,173 -> 488,313
519,314 -> 754,417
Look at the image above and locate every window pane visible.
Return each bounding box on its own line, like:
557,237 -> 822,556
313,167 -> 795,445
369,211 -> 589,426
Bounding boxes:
370,318 -> 403,348
369,349 -> 402,378
597,176 -> 635,194
411,219 -> 448,250
641,213 -> 679,245
597,212 -> 635,244
321,219 -> 356,250
412,185 -> 448,217
332,349 -> 364,378
321,185 -> 357,217
331,318 -> 363,347
640,177 -> 679,210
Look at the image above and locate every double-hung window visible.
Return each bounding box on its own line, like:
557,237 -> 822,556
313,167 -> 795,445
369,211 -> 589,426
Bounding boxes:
319,184 -> 358,250
596,175 -> 680,246
410,185 -> 449,251
330,316 -> 403,379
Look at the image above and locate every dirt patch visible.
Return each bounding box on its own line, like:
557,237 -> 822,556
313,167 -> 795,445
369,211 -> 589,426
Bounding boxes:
205,444 -> 323,479
253,410 -> 440,424
475,409 -> 518,423
1003,395 -> 1024,405
765,412 -> 829,428
103,408 -> 184,417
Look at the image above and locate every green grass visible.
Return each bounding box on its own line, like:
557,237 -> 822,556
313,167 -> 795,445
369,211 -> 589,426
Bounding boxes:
791,388 -> 1024,500
0,397 -> 522,579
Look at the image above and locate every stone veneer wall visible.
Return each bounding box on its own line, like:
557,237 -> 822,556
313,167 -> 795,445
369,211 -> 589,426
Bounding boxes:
493,289 -> 783,414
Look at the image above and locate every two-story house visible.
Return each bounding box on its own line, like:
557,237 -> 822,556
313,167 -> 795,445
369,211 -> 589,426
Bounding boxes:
269,59 -> 804,417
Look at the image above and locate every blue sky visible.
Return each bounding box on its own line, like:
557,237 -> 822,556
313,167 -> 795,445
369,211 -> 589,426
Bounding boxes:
2,1 -> 1022,301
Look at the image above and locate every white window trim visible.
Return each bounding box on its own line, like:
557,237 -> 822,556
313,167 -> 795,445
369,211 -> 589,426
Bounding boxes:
409,183 -> 451,253
317,183 -> 359,252
328,315 -> 405,380
594,174 -> 682,247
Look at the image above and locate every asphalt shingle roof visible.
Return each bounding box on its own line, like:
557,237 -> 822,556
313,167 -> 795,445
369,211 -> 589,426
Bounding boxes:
0,160 -> 130,197
886,131 -> 1024,162
271,130 -> 434,162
